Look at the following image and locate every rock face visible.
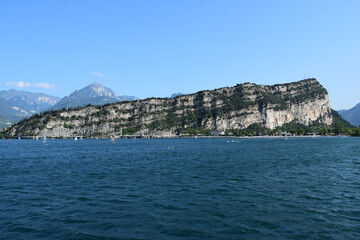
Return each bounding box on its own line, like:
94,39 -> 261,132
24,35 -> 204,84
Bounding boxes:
9,78 -> 333,137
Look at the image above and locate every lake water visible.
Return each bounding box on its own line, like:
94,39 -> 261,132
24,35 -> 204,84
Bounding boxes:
1,137 -> 360,239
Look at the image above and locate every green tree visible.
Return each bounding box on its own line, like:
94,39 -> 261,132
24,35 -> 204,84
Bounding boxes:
352,128 -> 360,137
334,122 -> 344,134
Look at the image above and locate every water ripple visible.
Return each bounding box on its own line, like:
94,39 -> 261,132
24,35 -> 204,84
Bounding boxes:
1,137 -> 360,239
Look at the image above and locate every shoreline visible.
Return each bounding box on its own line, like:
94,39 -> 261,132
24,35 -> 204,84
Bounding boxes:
5,134 -> 351,140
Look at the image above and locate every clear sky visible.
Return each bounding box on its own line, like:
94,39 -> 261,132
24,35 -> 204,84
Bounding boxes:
1,0 -> 359,110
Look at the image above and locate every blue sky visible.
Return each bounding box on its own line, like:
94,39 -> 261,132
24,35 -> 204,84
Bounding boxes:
1,0 -> 359,110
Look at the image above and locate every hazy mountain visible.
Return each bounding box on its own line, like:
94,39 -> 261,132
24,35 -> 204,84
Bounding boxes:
0,98 -> 32,128
50,82 -> 138,110
118,95 -> 140,101
0,89 -> 60,113
0,90 -> 60,128
170,93 -> 186,98
338,103 -> 360,127
0,114 -> 12,129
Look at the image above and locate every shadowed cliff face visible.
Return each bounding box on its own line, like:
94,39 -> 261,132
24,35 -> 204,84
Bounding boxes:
9,78 -> 333,137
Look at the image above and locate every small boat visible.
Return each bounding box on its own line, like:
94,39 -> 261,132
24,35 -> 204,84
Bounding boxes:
74,136 -> 78,141
43,136 -> 47,144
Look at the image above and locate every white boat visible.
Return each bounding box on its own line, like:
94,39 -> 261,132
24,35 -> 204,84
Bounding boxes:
74,136 -> 78,141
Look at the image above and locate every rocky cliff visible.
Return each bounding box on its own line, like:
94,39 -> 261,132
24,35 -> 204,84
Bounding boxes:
8,78 -> 333,137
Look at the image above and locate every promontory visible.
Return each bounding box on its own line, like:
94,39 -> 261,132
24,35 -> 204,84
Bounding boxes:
8,78 -> 343,137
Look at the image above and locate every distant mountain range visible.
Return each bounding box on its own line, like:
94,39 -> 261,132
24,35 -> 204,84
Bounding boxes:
338,103 -> 360,127
49,82 -> 138,110
0,90 -> 61,128
0,89 -> 60,112
0,83 -> 138,128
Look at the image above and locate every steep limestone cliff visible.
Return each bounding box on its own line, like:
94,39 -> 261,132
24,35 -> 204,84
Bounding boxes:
8,78 -> 333,137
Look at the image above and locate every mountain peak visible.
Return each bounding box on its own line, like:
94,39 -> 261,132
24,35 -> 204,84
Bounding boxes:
88,82 -> 117,98
71,82 -> 120,100
89,82 -> 102,87
50,82 -> 124,110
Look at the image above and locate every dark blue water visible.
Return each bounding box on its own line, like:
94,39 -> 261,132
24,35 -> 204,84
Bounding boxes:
1,137 -> 360,239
